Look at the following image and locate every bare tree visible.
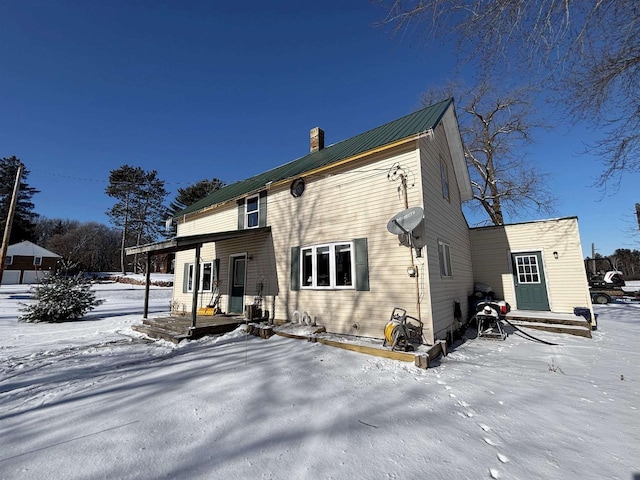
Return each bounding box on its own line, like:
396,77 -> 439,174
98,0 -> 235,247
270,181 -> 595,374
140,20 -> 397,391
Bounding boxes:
36,216 -> 121,272
422,80 -> 556,225
375,0 -> 640,185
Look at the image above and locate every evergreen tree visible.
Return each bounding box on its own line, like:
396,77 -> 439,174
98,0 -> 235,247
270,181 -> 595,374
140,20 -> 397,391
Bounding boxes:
19,266 -> 104,323
168,178 -> 224,217
0,156 -> 39,243
106,165 -> 168,274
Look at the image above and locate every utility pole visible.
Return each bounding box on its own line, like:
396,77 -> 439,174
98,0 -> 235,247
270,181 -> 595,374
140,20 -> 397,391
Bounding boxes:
0,162 -> 23,284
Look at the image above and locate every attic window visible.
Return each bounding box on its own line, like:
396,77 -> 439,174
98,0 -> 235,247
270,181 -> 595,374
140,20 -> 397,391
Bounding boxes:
4,255 -> 12,266
33,256 -> 42,267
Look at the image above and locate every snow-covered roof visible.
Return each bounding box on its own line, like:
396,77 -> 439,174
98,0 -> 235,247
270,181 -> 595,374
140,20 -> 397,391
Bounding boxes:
7,240 -> 61,258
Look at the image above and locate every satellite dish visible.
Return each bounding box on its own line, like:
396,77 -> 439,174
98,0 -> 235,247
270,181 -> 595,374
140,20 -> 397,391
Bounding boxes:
387,207 -> 425,257
386,207 -> 424,235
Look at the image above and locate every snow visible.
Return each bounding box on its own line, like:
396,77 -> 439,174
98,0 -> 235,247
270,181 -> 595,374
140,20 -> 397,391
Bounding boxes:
1,280 -> 639,480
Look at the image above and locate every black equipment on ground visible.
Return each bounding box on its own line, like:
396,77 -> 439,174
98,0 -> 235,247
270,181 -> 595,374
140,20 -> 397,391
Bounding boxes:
475,300 -> 509,341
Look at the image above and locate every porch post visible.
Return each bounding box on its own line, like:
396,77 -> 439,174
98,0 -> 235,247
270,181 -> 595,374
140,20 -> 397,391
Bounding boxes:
191,244 -> 201,328
143,253 -> 151,319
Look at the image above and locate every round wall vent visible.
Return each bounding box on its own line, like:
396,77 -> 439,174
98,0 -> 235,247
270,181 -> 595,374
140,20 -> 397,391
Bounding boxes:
290,178 -> 305,197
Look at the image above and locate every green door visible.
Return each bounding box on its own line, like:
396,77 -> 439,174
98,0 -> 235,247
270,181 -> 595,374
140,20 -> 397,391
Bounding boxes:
512,252 -> 550,311
229,255 -> 246,314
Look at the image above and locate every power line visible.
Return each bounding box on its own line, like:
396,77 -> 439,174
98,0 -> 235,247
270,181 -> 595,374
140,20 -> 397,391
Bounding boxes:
30,169 -> 226,187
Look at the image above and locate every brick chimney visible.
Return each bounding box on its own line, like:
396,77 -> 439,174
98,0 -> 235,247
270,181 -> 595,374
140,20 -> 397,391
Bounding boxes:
310,127 -> 324,153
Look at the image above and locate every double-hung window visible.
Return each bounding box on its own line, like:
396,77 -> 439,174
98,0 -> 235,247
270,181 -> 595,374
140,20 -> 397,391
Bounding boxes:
33,256 -> 42,267
238,191 -> 267,229
301,242 -> 354,289
438,240 -> 452,277
186,261 -> 215,292
4,255 -> 13,266
245,195 -> 259,228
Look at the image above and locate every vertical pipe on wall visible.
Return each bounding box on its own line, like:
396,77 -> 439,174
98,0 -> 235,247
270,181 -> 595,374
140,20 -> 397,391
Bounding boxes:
399,173 -> 422,323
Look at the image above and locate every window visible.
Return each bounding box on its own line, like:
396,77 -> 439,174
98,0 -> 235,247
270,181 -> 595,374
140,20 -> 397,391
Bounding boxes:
33,256 -> 42,266
245,195 -> 259,228
438,240 -> 452,277
238,191 -> 267,229
300,242 -> 354,289
186,261 -> 216,292
291,238 -> 369,292
515,255 -> 541,283
4,255 -> 12,266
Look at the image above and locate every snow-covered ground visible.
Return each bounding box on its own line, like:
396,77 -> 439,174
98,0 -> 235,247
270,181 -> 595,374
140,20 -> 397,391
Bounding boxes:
1,280 -> 638,480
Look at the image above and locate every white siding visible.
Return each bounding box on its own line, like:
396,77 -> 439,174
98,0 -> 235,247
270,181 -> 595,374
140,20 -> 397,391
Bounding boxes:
177,202 -> 237,236
269,144 -> 424,339
469,218 -> 593,315
418,123 -> 474,343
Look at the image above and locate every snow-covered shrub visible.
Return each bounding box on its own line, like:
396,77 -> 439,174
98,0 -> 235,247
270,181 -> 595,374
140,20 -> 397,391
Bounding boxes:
19,272 -> 104,323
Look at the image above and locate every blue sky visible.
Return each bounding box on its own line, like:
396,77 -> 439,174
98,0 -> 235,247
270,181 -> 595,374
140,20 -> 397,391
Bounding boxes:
1,1 -> 637,257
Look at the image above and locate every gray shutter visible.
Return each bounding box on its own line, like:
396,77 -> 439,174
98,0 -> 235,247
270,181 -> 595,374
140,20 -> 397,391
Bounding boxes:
259,190 -> 267,227
213,258 -> 220,283
290,246 -> 300,291
354,238 -> 370,291
182,263 -> 190,293
237,199 -> 245,230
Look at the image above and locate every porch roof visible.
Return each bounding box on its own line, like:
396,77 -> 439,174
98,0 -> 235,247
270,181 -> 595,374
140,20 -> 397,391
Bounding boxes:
125,226 -> 271,256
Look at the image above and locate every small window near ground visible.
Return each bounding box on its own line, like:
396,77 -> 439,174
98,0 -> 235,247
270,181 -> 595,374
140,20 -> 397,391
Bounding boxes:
33,256 -> 42,266
440,156 -> 450,201
438,240 -> 452,277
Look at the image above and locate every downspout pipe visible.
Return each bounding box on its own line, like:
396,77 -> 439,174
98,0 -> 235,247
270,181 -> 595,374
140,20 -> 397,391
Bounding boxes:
399,174 -> 422,323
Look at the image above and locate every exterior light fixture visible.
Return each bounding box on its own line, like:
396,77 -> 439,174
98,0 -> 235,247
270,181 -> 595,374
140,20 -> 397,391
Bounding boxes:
553,251 -> 559,259
407,265 -> 418,277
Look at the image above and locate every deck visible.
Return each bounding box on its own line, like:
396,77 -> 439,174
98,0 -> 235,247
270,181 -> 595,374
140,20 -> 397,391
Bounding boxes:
132,314 -> 247,343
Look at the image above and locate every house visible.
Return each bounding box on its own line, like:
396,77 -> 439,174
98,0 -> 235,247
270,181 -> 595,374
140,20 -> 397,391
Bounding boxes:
2,240 -> 61,285
130,98 -> 594,344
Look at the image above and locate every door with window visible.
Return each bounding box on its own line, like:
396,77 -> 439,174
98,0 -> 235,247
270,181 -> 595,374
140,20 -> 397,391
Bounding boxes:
512,251 -> 550,311
229,255 -> 246,314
